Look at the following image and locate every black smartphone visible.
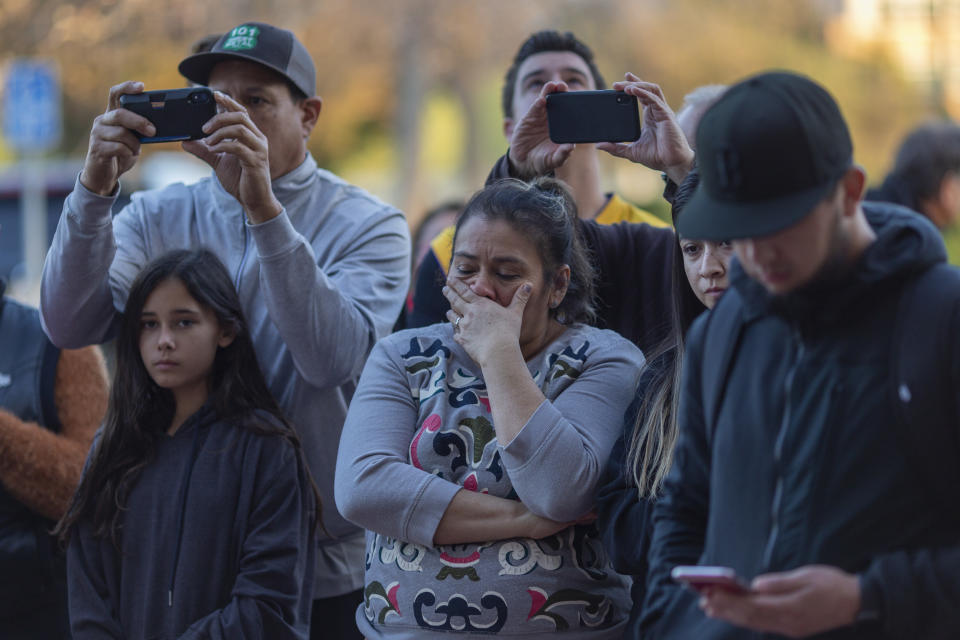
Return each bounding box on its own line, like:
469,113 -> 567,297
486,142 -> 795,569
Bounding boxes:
119,87 -> 216,144
546,90 -> 641,144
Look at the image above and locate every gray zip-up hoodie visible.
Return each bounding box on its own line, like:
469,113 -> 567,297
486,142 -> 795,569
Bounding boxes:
41,154 -> 410,597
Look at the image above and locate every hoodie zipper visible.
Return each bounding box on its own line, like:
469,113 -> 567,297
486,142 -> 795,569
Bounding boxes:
762,328 -> 804,569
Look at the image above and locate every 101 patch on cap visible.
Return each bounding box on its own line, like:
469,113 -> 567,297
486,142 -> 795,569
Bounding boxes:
222,25 -> 261,51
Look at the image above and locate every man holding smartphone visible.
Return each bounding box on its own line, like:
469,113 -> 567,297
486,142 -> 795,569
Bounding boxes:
406,31 -> 697,352
642,71 -> 960,639
40,22 -> 410,639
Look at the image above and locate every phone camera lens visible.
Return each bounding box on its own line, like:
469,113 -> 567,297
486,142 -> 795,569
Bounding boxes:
616,95 -> 627,104
189,92 -> 210,104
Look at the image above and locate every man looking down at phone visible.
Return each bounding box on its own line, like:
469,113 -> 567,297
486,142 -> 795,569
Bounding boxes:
642,71 -> 960,639
39,22 -> 410,639
407,31 -> 696,351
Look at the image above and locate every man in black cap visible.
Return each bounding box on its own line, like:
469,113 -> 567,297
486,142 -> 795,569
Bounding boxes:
40,22 -> 410,639
641,71 -> 960,638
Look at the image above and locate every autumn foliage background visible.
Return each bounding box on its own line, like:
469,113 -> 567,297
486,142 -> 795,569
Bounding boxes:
0,0 -> 946,227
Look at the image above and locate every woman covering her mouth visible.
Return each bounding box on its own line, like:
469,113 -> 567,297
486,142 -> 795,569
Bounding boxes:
335,177 -> 645,638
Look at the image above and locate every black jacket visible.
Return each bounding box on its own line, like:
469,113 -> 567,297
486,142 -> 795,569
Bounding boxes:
643,203 -> 960,639
595,351 -> 674,638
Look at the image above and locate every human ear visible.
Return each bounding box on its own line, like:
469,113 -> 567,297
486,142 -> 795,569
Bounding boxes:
550,265 -> 571,308
218,325 -> 236,348
503,117 -> 515,142
840,166 -> 867,217
300,96 -> 323,138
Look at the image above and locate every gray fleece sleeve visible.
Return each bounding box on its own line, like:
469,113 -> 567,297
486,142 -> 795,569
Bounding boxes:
249,202 -> 410,390
498,337 -> 645,522
40,177 -> 129,348
335,338 -> 461,547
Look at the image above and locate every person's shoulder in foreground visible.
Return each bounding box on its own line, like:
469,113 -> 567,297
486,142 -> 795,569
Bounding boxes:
643,70 -> 960,640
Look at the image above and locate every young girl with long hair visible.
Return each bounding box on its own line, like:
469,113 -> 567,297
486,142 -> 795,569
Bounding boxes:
56,248 -> 320,639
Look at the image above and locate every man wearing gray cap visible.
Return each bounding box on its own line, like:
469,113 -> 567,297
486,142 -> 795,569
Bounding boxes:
641,71 -> 960,639
40,22 -> 410,639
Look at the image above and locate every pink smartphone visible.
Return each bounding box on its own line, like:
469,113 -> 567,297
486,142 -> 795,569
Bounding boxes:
671,565 -> 751,594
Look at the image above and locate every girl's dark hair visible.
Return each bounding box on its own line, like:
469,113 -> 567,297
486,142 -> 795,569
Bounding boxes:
55,248 -> 321,546
452,177 -> 596,324
625,168 -> 705,498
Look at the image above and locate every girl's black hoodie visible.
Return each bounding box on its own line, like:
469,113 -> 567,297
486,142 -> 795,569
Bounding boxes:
68,406 -> 316,639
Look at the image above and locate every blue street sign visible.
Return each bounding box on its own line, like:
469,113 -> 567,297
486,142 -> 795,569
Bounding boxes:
3,60 -> 62,152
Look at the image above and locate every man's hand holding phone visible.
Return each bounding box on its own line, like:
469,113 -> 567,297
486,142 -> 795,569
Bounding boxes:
507,81 -> 576,180
81,82 -> 280,223
691,564 -> 861,637
596,73 -> 695,186
80,81 -> 157,197
182,91 -> 282,224
672,565 -> 752,595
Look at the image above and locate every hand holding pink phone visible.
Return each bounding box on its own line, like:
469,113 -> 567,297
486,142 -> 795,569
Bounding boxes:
671,565 -> 752,595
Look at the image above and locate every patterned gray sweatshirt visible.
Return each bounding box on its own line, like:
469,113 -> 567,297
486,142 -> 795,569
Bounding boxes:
336,322 -> 644,638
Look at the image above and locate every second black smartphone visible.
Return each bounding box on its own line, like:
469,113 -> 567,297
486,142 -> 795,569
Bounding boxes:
119,87 -> 216,144
546,90 -> 641,144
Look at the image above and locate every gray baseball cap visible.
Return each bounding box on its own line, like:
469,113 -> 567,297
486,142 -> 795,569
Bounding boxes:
179,22 -> 316,97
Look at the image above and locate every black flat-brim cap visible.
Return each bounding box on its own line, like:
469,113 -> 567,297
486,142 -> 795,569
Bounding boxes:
178,23 -> 316,98
678,71 -> 852,240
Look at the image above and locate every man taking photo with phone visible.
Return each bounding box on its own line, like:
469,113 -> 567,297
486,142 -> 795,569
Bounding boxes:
40,22 -> 410,639
641,70 -> 960,639
406,31 -> 699,353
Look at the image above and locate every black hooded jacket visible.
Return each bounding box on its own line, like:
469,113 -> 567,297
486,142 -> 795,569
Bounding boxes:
68,406 -> 317,639
642,202 -> 960,639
